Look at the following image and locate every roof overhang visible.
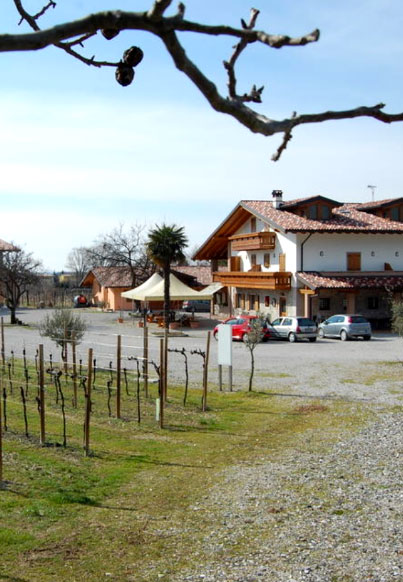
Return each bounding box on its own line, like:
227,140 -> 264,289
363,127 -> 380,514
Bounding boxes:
297,271 -> 403,291
192,203 -> 253,261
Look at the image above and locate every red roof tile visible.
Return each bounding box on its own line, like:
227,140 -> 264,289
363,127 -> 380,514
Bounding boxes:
81,266 -> 135,288
0,239 -> 18,252
242,200 -> 403,234
298,271 -> 403,291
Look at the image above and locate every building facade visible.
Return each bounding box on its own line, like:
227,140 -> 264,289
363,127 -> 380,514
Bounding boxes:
194,192 -> 403,327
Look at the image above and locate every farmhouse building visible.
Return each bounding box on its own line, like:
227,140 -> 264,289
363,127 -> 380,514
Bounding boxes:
193,191 -> 403,327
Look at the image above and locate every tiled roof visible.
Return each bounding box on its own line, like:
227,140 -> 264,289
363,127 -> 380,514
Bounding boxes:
172,265 -> 213,286
242,200 -> 403,233
0,239 -> 18,251
354,198 -> 403,210
298,271 -> 403,291
84,266 -> 134,288
280,195 -> 342,208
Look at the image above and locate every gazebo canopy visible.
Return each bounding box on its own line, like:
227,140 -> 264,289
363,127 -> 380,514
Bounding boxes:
140,274 -> 211,301
121,273 -> 163,300
122,273 -> 215,301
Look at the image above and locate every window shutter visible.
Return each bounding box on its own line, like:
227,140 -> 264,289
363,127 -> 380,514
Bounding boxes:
230,256 -> 241,271
347,253 -> 361,271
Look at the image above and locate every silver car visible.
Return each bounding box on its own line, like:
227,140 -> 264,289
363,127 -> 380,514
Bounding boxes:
268,316 -> 317,343
318,314 -> 371,341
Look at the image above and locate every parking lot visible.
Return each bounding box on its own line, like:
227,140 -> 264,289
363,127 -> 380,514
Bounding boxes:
2,307 -> 402,402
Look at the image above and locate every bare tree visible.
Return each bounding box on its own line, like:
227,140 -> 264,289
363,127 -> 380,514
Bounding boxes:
65,247 -> 93,286
243,316 -> 265,392
87,224 -> 154,287
2,1 -> 402,160
0,249 -> 42,324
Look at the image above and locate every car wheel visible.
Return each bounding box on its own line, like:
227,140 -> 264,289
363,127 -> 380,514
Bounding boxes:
318,328 -> 324,339
340,329 -> 348,341
363,335 -> 371,341
288,332 -> 297,343
242,333 -> 249,343
308,337 -> 317,343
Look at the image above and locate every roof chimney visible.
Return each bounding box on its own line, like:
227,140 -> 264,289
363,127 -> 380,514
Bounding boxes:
272,189 -> 283,209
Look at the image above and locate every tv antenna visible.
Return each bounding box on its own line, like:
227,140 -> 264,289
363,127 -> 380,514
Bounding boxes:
367,185 -> 376,202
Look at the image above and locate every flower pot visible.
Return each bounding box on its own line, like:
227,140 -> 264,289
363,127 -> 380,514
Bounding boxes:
169,322 -> 180,330
138,321 -> 144,328
189,321 -> 199,329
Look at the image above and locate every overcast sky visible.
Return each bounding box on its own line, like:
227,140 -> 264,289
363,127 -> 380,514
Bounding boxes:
1,0 -> 403,271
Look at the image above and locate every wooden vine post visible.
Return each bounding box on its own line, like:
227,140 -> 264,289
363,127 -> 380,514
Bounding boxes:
116,335 -> 121,419
143,326 -> 149,398
0,368 -> 3,484
38,344 -> 46,445
163,327 -> 168,403
72,337 -> 78,408
159,338 -> 164,429
1,317 -> 4,372
84,348 -> 93,456
202,332 -> 211,412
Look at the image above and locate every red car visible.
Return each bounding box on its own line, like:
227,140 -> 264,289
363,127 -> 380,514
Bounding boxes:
213,315 -> 271,342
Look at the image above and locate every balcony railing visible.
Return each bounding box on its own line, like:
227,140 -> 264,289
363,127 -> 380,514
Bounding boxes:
229,231 -> 276,251
213,271 -> 292,290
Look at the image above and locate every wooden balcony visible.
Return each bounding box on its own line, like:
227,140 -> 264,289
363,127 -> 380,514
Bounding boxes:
213,271 -> 292,290
229,231 -> 276,251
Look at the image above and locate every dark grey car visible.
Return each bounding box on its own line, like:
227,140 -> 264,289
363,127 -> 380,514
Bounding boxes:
318,315 -> 371,341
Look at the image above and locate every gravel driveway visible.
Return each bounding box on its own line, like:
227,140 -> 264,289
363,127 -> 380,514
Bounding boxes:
2,308 -> 402,582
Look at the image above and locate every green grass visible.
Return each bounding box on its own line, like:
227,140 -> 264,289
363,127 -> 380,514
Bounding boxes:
0,359 -> 385,581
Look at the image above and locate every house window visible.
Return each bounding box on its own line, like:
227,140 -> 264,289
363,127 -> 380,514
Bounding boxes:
264,296 -> 270,307
347,252 -> 361,271
249,294 -> 255,310
319,298 -> 330,310
309,205 -> 317,219
264,253 -> 270,268
391,207 -> 400,221
251,217 -> 256,232
254,295 -> 259,311
251,254 -> 257,266
368,297 -> 379,310
321,205 -> 330,220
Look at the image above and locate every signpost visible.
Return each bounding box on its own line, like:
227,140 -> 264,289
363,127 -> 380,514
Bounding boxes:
217,324 -> 233,391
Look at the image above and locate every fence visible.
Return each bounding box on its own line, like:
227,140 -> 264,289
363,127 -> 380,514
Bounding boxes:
0,319 -> 212,482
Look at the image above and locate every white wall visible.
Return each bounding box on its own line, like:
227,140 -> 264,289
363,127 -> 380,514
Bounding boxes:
300,233 -> 403,271
232,221 -> 298,275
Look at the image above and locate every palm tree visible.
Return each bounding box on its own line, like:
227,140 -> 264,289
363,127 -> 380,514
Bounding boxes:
146,224 -> 188,328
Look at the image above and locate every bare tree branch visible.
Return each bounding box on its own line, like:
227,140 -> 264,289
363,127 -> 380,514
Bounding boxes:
3,3 -> 402,159
147,0 -> 174,21
224,8 -> 263,102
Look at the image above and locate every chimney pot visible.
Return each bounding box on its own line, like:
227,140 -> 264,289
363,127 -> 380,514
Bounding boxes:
272,189 -> 283,209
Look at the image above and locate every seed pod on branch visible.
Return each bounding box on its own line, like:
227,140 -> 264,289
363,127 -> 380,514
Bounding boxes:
122,46 -> 144,67
115,63 -> 134,86
101,28 -> 120,40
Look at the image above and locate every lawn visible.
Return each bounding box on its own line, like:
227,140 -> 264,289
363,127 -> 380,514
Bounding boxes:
0,360 -> 372,582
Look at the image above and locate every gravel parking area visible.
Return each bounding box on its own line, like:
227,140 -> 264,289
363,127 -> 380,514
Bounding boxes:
2,308 -> 402,582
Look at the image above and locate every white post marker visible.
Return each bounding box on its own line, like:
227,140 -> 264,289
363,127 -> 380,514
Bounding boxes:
217,324 -> 233,391
155,398 -> 160,421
